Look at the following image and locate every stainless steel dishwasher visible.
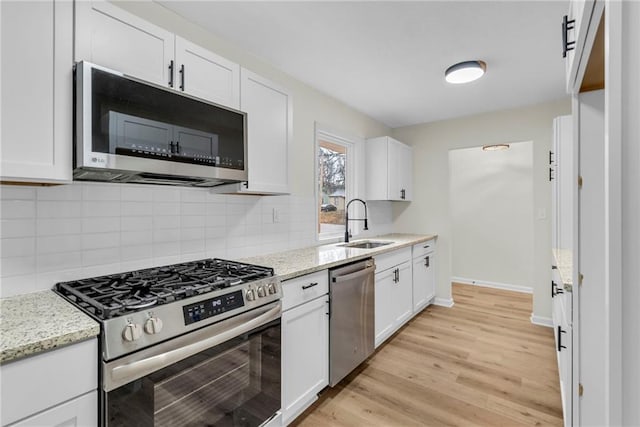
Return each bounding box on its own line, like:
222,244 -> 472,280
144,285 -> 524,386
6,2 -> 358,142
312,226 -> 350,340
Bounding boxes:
329,258 -> 376,386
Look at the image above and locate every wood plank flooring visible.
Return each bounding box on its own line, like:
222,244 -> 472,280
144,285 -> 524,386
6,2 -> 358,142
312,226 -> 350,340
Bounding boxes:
292,283 -> 563,426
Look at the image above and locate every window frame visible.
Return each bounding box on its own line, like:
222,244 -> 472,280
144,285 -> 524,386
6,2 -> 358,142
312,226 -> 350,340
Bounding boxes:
314,123 -> 364,243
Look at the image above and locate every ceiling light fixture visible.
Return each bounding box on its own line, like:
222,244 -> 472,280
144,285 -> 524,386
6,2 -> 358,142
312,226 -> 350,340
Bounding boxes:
482,144 -> 510,151
445,60 -> 487,84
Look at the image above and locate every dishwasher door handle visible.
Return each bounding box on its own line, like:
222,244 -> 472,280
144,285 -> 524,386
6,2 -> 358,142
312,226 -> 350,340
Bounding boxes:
332,265 -> 376,283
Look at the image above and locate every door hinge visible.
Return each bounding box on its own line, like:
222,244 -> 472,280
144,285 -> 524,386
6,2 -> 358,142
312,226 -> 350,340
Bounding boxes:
578,175 -> 583,188
579,273 -> 584,286
579,383 -> 584,396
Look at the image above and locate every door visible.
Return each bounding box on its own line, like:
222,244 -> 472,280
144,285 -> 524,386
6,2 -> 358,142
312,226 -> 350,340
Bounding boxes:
374,269 -> 395,348
75,0 -> 174,86
281,296 -> 328,425
175,36 -> 240,108
412,253 -> 434,313
393,261 -> 413,326
240,68 -> 292,194
387,138 -> 402,201
0,0 -> 73,182
398,142 -> 413,201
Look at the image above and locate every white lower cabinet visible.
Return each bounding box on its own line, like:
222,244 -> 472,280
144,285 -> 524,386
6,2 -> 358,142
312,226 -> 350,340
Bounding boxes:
11,392 -> 97,427
412,240 -> 436,313
374,248 -> 413,348
281,272 -> 329,426
0,339 -> 98,426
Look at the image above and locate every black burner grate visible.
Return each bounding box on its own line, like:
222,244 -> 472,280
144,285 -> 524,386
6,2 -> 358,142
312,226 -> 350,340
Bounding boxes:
55,259 -> 273,320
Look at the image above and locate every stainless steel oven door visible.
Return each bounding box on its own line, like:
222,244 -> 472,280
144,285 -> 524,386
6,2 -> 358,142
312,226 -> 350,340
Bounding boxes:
103,302 -> 281,427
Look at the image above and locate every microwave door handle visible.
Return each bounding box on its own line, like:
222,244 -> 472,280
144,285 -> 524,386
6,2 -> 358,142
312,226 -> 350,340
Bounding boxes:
105,302 -> 281,392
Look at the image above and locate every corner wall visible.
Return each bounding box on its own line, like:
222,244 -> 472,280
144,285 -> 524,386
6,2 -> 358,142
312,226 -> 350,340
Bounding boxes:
391,98 -> 571,319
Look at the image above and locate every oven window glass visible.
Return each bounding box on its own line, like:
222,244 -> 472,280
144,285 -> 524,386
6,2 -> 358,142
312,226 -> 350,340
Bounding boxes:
90,68 -> 245,170
106,319 -> 280,427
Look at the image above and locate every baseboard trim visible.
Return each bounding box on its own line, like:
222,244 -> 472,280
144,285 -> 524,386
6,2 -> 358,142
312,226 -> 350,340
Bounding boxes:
451,276 -> 532,294
433,297 -> 454,308
530,313 -> 553,328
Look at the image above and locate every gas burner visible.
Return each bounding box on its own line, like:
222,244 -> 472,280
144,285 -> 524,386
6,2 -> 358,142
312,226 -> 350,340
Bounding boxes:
55,258 -> 274,320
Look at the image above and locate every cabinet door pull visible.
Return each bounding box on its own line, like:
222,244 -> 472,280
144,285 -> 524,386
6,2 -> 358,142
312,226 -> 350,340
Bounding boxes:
551,280 -> 556,298
423,244 -> 430,249
302,282 -> 318,290
561,15 -> 576,58
401,189 -> 406,200
179,64 -> 185,91
557,326 -> 567,351
168,60 -> 174,88
549,167 -> 554,181
424,256 -> 430,268
549,150 -> 554,165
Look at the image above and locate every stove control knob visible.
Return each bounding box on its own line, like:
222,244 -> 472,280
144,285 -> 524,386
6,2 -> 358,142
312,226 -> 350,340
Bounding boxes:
144,317 -> 163,335
122,323 -> 142,342
257,285 -> 267,298
268,283 -> 277,295
246,289 -> 256,301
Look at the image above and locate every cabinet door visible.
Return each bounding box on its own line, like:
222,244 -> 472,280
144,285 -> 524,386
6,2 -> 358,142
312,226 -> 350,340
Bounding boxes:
374,269 -> 395,348
240,68 -> 292,194
11,392 -> 97,427
412,252 -> 435,313
393,261 -> 413,326
175,36 -> 240,108
75,0 -> 174,87
387,138 -> 403,201
399,142 -> 413,201
281,296 -> 328,425
1,0 -> 73,182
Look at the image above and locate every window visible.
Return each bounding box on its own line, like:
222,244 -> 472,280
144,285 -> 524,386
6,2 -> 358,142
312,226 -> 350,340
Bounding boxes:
316,126 -> 358,241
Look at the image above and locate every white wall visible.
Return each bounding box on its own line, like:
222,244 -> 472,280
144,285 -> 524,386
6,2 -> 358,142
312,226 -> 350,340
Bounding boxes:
391,98 -> 571,318
449,141 -> 534,290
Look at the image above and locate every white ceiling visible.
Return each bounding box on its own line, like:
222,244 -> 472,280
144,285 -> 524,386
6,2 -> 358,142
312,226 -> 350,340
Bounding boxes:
157,1 -> 568,128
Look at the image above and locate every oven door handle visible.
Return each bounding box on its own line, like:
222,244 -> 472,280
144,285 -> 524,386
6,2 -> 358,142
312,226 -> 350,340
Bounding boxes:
105,302 -> 281,392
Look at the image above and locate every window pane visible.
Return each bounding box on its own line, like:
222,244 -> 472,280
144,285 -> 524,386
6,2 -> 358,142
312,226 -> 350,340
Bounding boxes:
318,140 -> 346,235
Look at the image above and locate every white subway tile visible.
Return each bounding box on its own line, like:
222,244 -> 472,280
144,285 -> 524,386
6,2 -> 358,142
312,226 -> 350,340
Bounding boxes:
206,203 -> 227,216
205,226 -> 227,239
36,269 -> 84,289
81,263 -> 123,278
1,200 -> 36,219
37,251 -> 82,273
82,201 -> 120,217
205,193 -> 227,203
0,219 -> 36,238
1,237 -> 35,257
153,255 -> 180,266
226,204 -> 246,216
38,235 -> 82,254
121,185 -> 153,202
37,218 -> 81,236
181,215 -> 205,228
227,236 -> 247,249
181,203 -> 206,216
153,228 -> 180,243
120,258 -> 155,272
246,224 -> 262,236
205,240 -> 226,258
227,247 -> 251,260
121,216 -> 153,231
82,217 -> 120,233
180,252 -> 206,262
205,215 -> 226,227
82,248 -> 120,267
82,183 -> 121,201
180,228 -> 205,241
82,232 -> 120,250
153,216 -> 180,230
181,239 -> 205,255
37,185 -> 82,201
153,202 -> 180,216
0,186 -> 36,200
181,190 -> 207,203
0,274 -> 38,298
1,256 -> 36,277
152,242 -> 180,258
121,230 -> 152,246
121,201 -> 153,216
121,244 -> 153,261
152,187 -> 180,202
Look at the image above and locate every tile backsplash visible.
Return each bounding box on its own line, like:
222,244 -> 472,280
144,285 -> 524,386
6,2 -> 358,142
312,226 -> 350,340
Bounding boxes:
0,183 -> 392,297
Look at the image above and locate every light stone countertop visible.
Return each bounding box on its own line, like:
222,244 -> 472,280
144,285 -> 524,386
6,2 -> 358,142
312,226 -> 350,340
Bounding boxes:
553,248 -> 573,289
240,233 -> 437,280
0,290 -> 99,364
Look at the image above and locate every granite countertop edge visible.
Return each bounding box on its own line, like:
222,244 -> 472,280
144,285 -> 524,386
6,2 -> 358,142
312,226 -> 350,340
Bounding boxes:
0,290 -> 100,364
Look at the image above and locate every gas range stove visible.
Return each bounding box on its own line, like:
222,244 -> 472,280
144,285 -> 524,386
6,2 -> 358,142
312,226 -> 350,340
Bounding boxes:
55,258 -> 281,361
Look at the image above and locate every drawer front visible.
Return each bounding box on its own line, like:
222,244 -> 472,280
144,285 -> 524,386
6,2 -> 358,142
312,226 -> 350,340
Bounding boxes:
374,247 -> 412,273
412,239 -> 435,258
282,270 -> 329,311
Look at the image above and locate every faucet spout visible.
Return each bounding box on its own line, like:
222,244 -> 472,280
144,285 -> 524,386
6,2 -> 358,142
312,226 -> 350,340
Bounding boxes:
344,198 -> 368,243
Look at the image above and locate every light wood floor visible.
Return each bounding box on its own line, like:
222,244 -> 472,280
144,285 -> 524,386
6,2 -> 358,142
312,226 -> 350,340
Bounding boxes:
292,283 -> 563,427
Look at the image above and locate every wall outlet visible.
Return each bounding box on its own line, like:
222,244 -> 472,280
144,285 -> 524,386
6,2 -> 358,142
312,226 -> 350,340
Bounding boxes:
272,207 -> 280,223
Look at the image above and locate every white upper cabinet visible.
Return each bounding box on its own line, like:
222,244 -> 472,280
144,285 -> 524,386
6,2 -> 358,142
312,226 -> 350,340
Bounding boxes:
0,0 -> 73,183
238,68 -> 292,194
175,36 -> 240,109
366,136 -> 413,201
75,1 -> 240,108
563,0 -> 603,93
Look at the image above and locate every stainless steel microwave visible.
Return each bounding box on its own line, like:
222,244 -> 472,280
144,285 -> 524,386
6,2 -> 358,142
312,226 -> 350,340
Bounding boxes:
74,61 -> 247,187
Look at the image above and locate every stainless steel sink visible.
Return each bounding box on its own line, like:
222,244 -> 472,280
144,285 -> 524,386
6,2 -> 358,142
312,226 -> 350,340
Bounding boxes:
338,240 -> 393,249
